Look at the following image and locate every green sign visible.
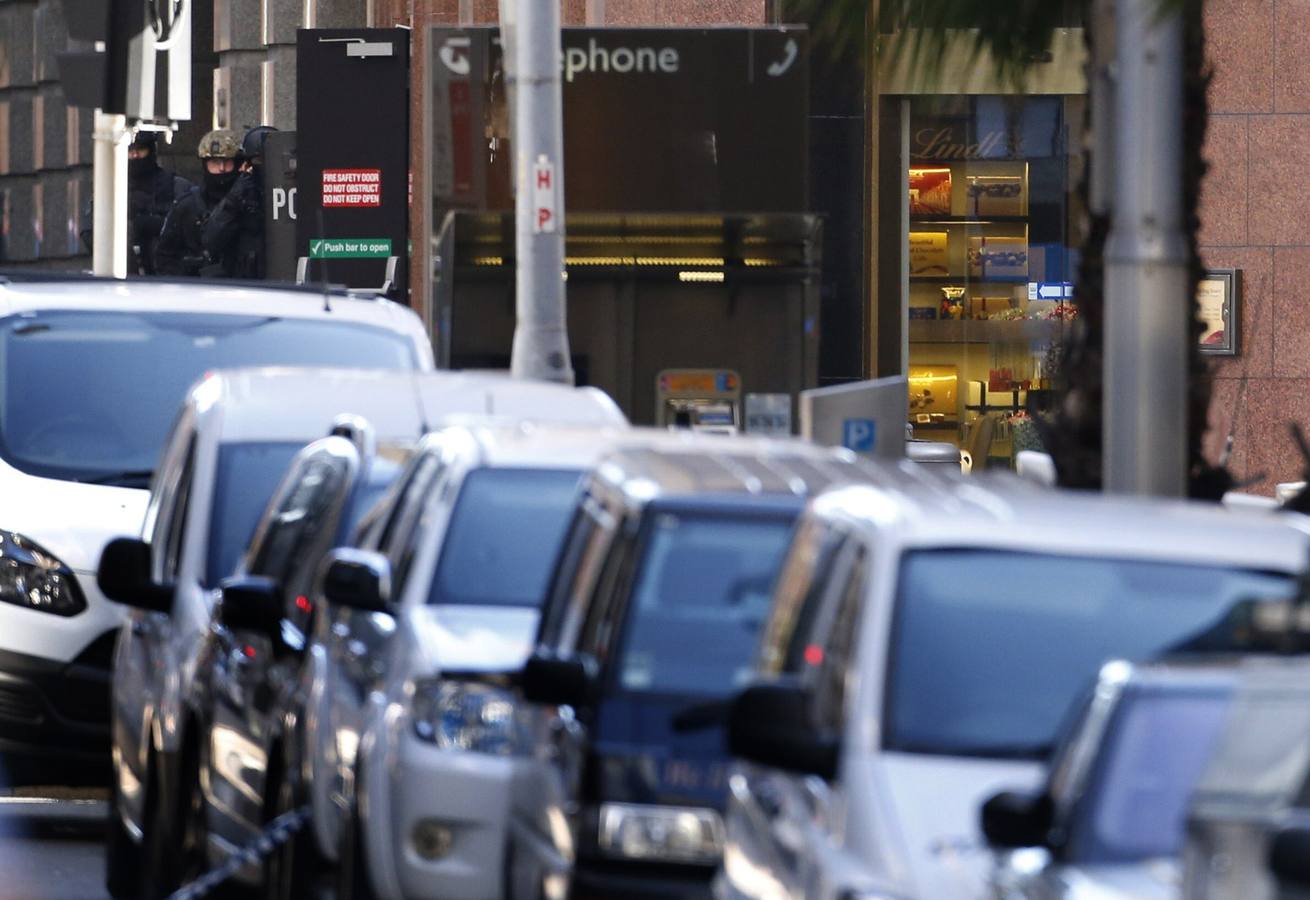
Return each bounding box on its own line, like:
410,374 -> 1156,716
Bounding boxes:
308,238 -> 392,259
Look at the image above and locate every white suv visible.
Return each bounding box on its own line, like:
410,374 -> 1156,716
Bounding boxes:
303,422 -> 630,900
716,479 -> 1310,900
96,369 -> 624,898
0,276 -> 430,787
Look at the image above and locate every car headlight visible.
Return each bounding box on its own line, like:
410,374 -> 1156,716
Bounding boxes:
410,679 -> 520,755
0,531 -> 85,616
597,803 -> 724,865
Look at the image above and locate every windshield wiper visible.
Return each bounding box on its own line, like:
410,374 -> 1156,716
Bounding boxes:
671,699 -> 730,733
77,469 -> 154,487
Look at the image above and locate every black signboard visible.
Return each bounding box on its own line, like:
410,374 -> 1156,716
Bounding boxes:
296,28 -> 409,297
429,27 -> 809,216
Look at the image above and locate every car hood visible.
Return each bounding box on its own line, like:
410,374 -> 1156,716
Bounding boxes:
410,604 -> 539,673
874,752 -> 1043,900
589,693 -> 731,809
0,468 -> 149,573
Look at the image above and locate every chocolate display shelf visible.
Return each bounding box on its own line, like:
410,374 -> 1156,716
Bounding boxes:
908,319 -> 1066,344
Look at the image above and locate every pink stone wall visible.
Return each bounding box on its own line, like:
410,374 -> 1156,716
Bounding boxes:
1199,0 -> 1309,493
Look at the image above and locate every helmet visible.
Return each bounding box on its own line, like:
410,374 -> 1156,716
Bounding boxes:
129,131 -> 159,152
198,129 -> 240,160
239,125 -> 278,165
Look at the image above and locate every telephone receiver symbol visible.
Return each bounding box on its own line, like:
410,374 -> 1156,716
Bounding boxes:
767,38 -> 798,77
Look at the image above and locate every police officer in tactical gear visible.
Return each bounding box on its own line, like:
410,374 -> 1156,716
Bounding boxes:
79,131 -> 193,273
203,125 -> 278,279
155,129 -> 241,277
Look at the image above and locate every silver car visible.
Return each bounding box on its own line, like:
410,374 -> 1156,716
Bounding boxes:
982,659 -> 1238,900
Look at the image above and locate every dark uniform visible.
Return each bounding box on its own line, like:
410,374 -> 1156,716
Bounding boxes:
156,129 -> 242,277
203,126 -> 277,280
79,132 -> 192,274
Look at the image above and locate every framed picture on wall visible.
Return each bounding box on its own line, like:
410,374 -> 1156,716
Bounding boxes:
1197,268 -> 1240,356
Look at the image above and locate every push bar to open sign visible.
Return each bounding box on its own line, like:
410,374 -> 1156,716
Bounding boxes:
309,238 -> 392,258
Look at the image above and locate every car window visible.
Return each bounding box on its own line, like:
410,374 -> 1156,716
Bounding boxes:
757,519 -> 848,677
161,432 -> 198,583
247,449 -> 353,587
885,550 -> 1297,759
1068,684 -> 1233,864
204,441 -> 305,588
538,499 -> 604,649
427,468 -> 582,608
552,499 -> 620,652
574,522 -> 637,662
0,310 -> 416,484
809,544 -> 867,732
376,450 -> 442,554
609,510 -> 797,698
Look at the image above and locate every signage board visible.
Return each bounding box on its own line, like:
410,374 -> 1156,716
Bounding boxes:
297,29 -> 409,297
263,130 -> 299,283
428,27 -> 808,215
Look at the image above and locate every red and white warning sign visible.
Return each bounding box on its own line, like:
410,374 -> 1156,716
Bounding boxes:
532,155 -> 557,234
322,169 -> 381,207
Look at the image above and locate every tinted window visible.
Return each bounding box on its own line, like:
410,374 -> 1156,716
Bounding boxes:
1070,685 -> 1233,863
0,311 -> 415,483
342,457 -> 404,541
206,442 -> 304,587
615,512 -> 796,698
248,453 -> 351,583
887,551 -> 1295,758
428,468 -> 582,608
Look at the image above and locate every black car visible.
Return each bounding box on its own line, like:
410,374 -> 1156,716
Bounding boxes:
519,441 -> 885,898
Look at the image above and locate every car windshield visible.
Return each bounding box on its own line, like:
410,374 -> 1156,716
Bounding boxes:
429,468 -> 583,608
615,511 -> 796,698
0,310 -> 416,483
1069,683 -> 1234,864
207,442 -> 305,588
887,550 -> 1296,758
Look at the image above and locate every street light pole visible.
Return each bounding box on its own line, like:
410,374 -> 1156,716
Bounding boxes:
498,0 -> 575,384
1103,0 -> 1188,496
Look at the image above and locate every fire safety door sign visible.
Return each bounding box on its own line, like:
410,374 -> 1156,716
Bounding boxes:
532,155 -> 557,234
322,169 -> 382,207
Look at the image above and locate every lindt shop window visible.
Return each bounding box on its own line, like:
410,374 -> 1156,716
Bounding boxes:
902,95 -> 1084,469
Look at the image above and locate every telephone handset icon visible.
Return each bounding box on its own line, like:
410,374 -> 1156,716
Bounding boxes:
767,38 -> 798,77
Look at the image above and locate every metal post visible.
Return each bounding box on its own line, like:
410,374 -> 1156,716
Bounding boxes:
91,111 -> 129,278
1103,0 -> 1188,496
498,0 -> 575,384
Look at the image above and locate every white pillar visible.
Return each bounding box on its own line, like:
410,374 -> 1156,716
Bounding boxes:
92,111 -> 130,278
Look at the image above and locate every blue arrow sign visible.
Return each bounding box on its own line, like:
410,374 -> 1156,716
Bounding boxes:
1035,282 -> 1075,301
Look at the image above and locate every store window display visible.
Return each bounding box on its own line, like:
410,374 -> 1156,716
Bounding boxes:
902,95 -> 1085,470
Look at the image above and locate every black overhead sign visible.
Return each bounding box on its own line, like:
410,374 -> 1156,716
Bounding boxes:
297,28 -> 409,298
428,27 -> 809,215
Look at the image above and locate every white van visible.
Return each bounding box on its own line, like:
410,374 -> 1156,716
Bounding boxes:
0,276 -> 431,783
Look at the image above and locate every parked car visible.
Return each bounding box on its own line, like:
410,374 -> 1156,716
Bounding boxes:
95,367 -> 623,898
715,481 -> 1310,900
507,437 -> 891,900
1182,657 -> 1310,900
981,659 -> 1237,900
0,277 -> 430,786
300,421 -> 631,900
186,377 -> 625,899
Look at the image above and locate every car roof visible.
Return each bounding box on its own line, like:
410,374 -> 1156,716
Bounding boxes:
584,428 -> 917,506
432,420 -> 635,470
413,371 -> 626,427
194,367 -> 432,443
811,474 -> 1310,573
0,276 -> 429,347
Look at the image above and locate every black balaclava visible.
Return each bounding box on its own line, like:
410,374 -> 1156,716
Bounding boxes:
203,165 -> 239,202
128,143 -> 159,180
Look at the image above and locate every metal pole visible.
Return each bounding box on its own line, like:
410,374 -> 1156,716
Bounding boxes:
91,111 -> 129,278
498,0 -> 574,384
1103,0 -> 1188,496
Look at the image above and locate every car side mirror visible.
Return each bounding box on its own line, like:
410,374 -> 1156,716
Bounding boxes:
521,651 -> 596,708
726,681 -> 838,779
980,790 -> 1054,849
218,575 -> 284,637
97,537 -> 173,614
1269,824 -> 1310,888
321,548 -> 391,614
